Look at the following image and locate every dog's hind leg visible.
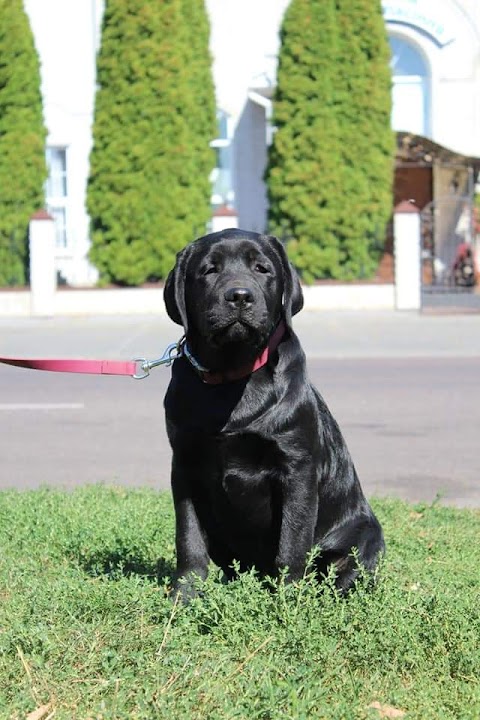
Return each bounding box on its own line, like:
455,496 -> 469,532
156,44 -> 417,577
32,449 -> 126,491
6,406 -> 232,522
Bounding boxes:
316,513 -> 385,593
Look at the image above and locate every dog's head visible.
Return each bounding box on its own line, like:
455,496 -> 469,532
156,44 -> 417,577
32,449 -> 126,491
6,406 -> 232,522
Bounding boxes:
164,229 -> 303,369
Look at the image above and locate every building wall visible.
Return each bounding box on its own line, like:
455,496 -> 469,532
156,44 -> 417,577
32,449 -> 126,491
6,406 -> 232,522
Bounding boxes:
24,0 -> 98,136
233,100 -> 269,232
24,0 -> 102,286
205,0 -> 290,118
385,0 -> 480,157
23,0 -> 480,285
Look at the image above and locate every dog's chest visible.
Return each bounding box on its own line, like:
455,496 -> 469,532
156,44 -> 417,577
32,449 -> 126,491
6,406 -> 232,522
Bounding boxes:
211,431 -> 282,518
219,430 -> 276,477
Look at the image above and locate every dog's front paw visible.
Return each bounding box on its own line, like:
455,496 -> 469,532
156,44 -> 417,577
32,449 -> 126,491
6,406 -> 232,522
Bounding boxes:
172,571 -> 205,604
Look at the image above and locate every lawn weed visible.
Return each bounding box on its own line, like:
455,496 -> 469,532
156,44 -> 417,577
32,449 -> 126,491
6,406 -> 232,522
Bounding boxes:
0,487 -> 478,719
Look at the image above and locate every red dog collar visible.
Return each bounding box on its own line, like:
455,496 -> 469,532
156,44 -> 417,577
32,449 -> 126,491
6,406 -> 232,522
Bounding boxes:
183,321 -> 286,385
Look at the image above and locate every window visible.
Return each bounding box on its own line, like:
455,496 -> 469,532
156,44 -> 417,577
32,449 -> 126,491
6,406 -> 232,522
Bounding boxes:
389,36 -> 430,137
46,147 -> 69,248
210,109 -> 234,207
46,147 -> 67,197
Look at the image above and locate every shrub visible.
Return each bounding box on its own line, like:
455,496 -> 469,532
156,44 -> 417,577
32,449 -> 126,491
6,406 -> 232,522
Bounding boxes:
266,0 -> 394,282
87,0 -> 216,285
0,0 -> 47,286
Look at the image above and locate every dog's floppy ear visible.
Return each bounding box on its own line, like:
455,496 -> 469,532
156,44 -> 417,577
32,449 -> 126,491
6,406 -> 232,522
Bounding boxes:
164,244 -> 193,332
267,235 -> 303,327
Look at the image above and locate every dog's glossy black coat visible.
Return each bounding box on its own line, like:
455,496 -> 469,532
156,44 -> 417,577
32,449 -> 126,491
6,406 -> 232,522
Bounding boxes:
164,229 -> 384,599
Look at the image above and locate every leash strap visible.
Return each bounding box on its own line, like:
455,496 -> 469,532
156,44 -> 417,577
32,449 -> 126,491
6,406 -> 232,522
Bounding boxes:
0,342 -> 183,379
0,357 -> 137,376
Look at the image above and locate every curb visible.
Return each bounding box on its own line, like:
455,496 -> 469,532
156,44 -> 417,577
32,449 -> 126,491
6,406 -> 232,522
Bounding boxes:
0,284 -> 396,317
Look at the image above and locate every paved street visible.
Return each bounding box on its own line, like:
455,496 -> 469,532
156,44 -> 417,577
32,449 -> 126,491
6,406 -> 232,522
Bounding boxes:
1,311 -> 479,507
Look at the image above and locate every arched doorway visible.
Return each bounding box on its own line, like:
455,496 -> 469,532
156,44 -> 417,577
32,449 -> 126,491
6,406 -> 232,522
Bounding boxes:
389,35 -> 430,137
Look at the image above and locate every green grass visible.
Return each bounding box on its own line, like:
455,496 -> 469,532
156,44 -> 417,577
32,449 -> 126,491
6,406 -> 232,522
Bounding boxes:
0,487 -> 479,719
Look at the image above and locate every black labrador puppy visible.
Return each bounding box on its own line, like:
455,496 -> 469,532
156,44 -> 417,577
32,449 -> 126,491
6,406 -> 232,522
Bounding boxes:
164,228 -> 384,600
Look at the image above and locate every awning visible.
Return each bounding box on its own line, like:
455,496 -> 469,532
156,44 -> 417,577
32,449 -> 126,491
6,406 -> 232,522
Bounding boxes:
396,132 -> 480,171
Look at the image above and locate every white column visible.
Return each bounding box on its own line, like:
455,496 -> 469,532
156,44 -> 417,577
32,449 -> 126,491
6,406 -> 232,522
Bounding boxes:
29,210 -> 57,316
211,205 -> 239,233
394,201 -> 421,311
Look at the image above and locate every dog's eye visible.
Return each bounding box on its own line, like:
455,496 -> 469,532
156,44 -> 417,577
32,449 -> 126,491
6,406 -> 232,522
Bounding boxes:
254,263 -> 269,274
202,265 -> 218,276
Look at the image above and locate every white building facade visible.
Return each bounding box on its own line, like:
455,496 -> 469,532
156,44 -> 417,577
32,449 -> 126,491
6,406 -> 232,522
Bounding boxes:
23,0 -> 480,286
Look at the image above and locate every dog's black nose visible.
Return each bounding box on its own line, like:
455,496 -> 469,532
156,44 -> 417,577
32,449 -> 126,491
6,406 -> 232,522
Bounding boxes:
224,286 -> 254,304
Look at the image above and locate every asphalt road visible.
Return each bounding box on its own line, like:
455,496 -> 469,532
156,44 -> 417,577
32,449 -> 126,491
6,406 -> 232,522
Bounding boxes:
1,312 -> 479,507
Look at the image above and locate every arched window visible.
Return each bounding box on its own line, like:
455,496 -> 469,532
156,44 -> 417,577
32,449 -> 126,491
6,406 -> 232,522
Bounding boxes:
389,35 -> 430,137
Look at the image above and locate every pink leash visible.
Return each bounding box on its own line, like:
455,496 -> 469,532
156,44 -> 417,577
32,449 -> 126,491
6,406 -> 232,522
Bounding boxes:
0,357 -> 137,376
0,342 -> 182,380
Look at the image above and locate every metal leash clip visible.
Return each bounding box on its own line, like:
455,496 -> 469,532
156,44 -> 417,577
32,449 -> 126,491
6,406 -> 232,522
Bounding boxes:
133,338 -> 184,379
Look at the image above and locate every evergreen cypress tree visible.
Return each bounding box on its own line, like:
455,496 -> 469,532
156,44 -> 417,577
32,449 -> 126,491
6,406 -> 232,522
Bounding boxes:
334,0 -> 395,278
0,0 -> 47,286
267,0 -> 342,281
179,0 -> 216,228
266,0 -> 394,281
87,0 -> 216,285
